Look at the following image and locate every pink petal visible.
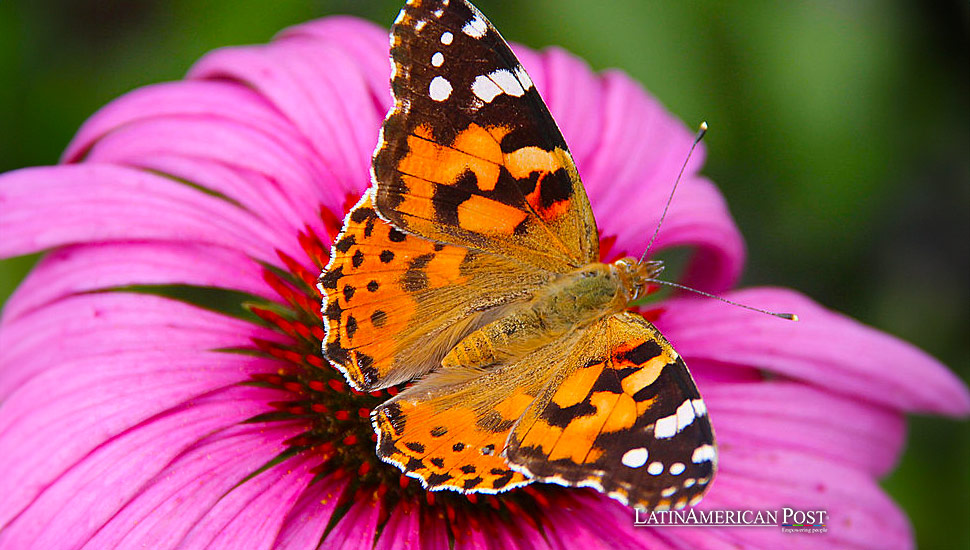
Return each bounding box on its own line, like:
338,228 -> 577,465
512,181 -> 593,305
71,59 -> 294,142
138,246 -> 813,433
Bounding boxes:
83,117 -> 338,240
705,381 -> 905,476
0,385 -> 287,548
180,455 -> 316,549
273,475 -> 350,550
80,423 -> 302,549
0,292 -> 282,399
63,81 -> 294,163
189,24 -> 389,201
0,164 -> 299,263
541,493 -> 667,549
1,242 -> 273,323
320,493 -> 381,550
376,505 -> 449,550
277,17 -> 391,110
702,447 -> 913,550
659,287 -> 970,415
0,294 -> 282,525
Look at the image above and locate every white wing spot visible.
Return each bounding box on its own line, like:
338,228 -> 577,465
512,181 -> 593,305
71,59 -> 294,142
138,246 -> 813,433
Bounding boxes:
691,444 -> 716,464
676,399 -> 696,431
654,415 -> 677,439
655,399 -> 697,439
429,76 -> 453,101
661,486 -> 677,497
621,447 -> 649,468
415,20 -> 427,32
514,65 -> 534,90
692,399 -> 707,416
669,462 -> 686,475
433,8 -> 444,17
431,52 -> 444,67
463,14 -> 488,38
472,74 -> 503,102
489,69 -> 525,97
647,461 -> 664,476
440,31 -> 453,45
683,478 -> 696,488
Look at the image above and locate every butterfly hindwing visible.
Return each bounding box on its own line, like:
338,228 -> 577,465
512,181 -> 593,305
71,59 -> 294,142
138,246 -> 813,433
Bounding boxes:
506,312 -> 717,510
370,333 -> 585,493
373,0 -> 599,271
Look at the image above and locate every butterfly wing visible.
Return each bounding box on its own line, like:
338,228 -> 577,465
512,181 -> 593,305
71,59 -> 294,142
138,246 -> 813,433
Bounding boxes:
321,195 -> 553,390
371,327 -> 592,494
506,312 -> 716,510
373,0 -> 599,271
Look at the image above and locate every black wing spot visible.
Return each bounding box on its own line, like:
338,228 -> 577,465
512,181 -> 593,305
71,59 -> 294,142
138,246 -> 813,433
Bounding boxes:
351,250 -> 365,268
323,300 -> 343,321
371,310 -> 387,328
476,411 -> 515,433
388,228 -> 407,242
380,250 -> 395,263
350,207 -> 374,223
430,426 -> 448,437
345,316 -> 358,340
491,472 -> 515,490
540,399 -> 596,429
319,265 -> 343,290
430,457 -> 445,468
620,341 -> 663,365
367,280 -> 380,292
403,253 -> 435,292
426,472 -> 453,486
342,284 -> 356,301
405,441 -> 426,454
538,168 -> 573,209
452,442 -> 465,452
334,235 -> 356,254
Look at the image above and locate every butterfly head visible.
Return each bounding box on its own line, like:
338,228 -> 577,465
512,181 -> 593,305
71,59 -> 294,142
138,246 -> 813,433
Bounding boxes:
613,257 -> 664,302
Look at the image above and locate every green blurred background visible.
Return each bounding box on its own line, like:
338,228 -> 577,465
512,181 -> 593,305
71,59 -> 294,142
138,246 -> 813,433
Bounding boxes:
1,0 -> 967,547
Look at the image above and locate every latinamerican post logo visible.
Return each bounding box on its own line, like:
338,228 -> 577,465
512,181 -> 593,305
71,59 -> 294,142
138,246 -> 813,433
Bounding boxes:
634,507 -> 828,534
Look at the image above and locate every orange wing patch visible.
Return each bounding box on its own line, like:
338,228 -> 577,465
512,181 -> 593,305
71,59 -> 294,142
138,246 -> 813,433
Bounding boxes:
320,195 -> 553,390
375,121 -> 599,271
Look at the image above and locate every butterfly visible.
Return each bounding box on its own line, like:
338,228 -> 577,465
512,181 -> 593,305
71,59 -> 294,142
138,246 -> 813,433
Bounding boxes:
318,0 -> 716,511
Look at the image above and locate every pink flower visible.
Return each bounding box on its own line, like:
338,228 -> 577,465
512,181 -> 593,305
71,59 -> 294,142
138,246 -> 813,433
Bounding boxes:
1,14 -> 967,550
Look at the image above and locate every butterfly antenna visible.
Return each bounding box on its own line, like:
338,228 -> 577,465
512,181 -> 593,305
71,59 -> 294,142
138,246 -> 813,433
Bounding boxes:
637,121 -> 797,322
648,278 -> 798,321
640,121 -> 708,264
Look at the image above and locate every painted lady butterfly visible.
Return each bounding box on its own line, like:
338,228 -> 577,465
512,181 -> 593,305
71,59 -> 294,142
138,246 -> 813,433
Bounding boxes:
319,0 -> 716,511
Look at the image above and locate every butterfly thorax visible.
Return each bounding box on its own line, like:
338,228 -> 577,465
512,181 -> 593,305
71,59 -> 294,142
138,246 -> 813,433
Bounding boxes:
440,257 -> 662,370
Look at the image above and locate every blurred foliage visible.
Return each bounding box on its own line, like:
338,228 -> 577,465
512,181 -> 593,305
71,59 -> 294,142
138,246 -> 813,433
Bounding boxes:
1,1 -> 967,548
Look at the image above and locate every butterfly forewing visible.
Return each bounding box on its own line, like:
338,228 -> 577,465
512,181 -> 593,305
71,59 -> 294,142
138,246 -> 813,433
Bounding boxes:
373,0 -> 599,271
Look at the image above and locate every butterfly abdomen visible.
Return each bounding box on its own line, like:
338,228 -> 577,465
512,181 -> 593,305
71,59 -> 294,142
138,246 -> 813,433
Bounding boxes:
441,263 -> 631,369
